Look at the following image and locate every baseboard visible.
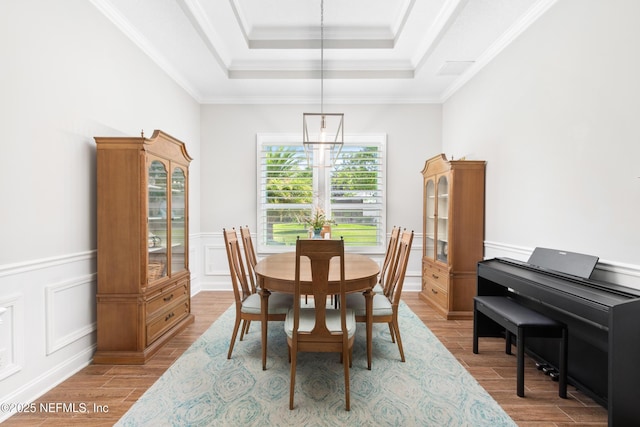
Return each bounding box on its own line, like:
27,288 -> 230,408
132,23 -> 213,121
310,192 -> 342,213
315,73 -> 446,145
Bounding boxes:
0,345 -> 94,422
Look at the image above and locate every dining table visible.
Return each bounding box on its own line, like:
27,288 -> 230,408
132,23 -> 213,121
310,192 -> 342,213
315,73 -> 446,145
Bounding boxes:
254,251 -> 379,371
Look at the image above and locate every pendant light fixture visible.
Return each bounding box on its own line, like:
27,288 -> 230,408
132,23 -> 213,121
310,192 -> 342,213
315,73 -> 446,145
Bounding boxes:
303,0 -> 343,168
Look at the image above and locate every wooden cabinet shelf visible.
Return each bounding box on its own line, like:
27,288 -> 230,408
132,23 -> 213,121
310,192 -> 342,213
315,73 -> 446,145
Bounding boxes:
93,130 -> 194,364
419,154 -> 485,320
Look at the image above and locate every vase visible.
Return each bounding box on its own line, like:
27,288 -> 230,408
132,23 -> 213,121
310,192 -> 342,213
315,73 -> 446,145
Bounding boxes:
313,228 -> 322,239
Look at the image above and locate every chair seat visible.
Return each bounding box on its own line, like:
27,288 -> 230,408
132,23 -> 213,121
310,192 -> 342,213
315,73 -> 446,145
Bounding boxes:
284,308 -> 356,339
372,283 -> 384,294
345,293 -> 393,317
242,292 -> 293,315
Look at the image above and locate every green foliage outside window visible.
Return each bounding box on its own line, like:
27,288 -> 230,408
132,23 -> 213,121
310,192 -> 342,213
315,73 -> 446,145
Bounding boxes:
262,142 -> 383,248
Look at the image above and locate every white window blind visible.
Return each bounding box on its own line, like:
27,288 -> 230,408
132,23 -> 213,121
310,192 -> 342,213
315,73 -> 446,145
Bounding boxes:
257,133 -> 386,253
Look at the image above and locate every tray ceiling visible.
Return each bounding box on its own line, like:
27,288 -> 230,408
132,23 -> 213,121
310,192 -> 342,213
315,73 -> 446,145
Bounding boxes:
90,0 -> 557,104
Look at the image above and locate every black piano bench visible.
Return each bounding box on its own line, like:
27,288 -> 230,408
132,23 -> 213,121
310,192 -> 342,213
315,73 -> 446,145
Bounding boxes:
473,296 -> 567,399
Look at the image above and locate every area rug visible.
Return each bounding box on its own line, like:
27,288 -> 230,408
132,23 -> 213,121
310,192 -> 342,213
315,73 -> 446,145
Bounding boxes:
117,301 -> 516,426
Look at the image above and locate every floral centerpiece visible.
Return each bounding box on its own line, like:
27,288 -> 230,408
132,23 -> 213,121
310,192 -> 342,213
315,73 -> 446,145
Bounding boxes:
298,207 -> 336,237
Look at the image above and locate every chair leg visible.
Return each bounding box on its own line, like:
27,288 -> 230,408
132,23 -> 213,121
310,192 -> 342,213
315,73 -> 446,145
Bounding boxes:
289,350 -> 297,410
388,323 -> 396,343
227,315 -> 242,359
343,347 -> 350,411
240,320 -> 249,341
390,319 -> 405,362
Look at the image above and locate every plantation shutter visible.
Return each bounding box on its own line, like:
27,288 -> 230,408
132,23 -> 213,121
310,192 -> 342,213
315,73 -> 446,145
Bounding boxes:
258,142 -> 312,248
330,142 -> 385,248
257,134 -> 386,253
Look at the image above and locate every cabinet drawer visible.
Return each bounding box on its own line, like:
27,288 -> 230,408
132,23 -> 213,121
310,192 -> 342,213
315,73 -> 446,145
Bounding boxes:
422,277 -> 449,310
146,280 -> 189,318
146,298 -> 190,345
423,261 -> 450,289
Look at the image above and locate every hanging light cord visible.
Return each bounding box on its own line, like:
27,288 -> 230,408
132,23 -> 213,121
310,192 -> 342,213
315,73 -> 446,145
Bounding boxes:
320,0 -> 324,115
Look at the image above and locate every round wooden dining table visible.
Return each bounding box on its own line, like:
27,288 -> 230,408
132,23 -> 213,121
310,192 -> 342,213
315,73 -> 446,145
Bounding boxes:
254,252 -> 379,370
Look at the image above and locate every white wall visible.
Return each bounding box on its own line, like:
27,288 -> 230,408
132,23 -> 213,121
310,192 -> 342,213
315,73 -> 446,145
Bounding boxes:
442,0 -> 640,287
198,104 -> 441,290
0,0 -> 200,418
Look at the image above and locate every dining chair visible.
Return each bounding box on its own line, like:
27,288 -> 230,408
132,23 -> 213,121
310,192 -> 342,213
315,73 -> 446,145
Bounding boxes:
373,226 -> 401,295
239,225 -> 258,293
284,238 -> 356,411
239,225 -> 259,337
223,228 -> 293,359
346,229 -> 414,362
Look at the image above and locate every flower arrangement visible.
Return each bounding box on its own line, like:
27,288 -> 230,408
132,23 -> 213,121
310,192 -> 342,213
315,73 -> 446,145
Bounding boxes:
299,207 -> 336,231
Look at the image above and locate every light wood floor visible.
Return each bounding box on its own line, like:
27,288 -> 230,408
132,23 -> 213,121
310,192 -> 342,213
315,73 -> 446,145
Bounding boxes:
4,291 -> 607,426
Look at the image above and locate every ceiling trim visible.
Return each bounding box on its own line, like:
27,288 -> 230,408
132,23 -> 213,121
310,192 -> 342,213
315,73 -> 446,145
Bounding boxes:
90,0 -> 558,106
439,0 -> 559,102
227,69 -> 414,79
178,0 -> 229,74
200,95 -> 443,105
89,0 -> 202,101
391,0 -> 417,47
413,0 -> 469,71
247,38 -> 395,50
230,0 -> 416,50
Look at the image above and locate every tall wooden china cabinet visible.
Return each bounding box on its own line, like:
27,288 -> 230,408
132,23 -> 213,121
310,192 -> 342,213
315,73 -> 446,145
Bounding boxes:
420,154 -> 485,320
93,130 -> 193,364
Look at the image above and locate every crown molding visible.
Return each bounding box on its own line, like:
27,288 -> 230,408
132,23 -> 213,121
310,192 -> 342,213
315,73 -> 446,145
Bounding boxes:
89,0 -> 203,102
439,0 -> 559,102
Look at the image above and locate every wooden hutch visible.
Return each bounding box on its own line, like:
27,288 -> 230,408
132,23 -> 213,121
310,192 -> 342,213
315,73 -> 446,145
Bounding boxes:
94,130 -> 194,364
420,154 -> 485,320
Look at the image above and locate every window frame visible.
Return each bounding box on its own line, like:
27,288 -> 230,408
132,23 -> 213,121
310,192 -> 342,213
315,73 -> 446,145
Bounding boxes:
256,132 -> 387,254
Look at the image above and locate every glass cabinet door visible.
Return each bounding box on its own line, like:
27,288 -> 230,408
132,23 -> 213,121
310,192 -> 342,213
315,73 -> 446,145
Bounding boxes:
171,167 -> 187,274
437,175 -> 449,263
425,179 -> 435,260
148,160 -> 168,281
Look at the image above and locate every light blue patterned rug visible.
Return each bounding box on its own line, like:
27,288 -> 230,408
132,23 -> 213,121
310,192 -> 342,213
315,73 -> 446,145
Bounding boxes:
117,301 -> 515,426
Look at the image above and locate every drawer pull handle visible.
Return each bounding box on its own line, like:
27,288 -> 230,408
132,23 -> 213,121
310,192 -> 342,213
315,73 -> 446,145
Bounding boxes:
165,312 -> 175,321
163,294 -> 174,302
432,274 -> 439,279
431,288 -> 438,294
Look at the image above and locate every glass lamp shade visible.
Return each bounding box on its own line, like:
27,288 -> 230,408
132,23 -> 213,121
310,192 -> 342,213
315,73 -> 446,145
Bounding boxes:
303,112 -> 344,168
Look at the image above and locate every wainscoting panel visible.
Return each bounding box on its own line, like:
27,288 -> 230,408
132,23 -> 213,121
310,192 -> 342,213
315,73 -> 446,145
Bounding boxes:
0,251 -> 96,422
45,274 -> 97,355
189,234 -> 201,294
0,294 -> 24,382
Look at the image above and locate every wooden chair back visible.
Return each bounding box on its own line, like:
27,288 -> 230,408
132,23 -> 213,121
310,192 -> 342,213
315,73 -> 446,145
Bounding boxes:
292,238 -> 347,343
223,228 -> 251,304
239,225 -> 258,293
387,229 -> 414,306
380,226 -> 401,296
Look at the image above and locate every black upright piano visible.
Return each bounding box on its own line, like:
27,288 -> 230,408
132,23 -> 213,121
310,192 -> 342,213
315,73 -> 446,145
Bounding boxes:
477,248 -> 640,426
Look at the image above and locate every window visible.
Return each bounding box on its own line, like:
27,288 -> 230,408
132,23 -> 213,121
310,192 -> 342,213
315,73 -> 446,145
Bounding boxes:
257,133 -> 386,253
